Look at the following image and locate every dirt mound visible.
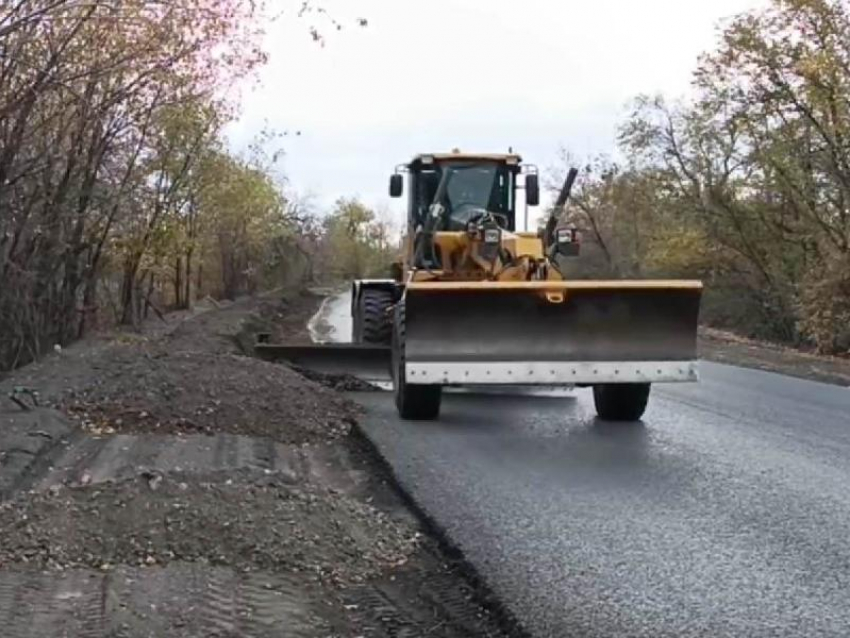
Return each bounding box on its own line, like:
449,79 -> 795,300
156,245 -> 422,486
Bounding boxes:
159,296 -> 258,355
65,350 -> 359,443
294,367 -> 381,392
0,471 -> 418,582
232,290 -> 325,353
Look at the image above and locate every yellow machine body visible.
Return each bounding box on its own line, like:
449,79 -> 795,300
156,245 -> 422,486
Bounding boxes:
260,150 -> 703,420
392,152 -> 703,387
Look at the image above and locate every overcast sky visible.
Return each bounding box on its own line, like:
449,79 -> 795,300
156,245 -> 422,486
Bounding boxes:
227,0 -> 767,219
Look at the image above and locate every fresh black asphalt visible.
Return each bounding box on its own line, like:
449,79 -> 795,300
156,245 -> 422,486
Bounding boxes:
353,363 -> 850,637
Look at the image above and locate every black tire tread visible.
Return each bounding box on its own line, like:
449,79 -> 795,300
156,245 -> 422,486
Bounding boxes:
393,303 -> 441,420
359,288 -> 394,345
592,383 -> 651,421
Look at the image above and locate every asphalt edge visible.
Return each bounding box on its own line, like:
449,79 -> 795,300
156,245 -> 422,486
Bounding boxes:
300,289 -> 531,637
347,414 -> 532,638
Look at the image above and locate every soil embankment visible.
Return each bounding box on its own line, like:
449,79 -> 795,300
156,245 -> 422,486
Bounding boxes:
0,289 -> 510,637
699,327 -> 850,387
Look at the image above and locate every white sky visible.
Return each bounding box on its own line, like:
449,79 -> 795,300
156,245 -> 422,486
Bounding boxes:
227,0 -> 767,219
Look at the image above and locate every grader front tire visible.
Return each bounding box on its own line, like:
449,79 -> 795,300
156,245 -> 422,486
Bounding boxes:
392,303 -> 441,420
592,383 -> 651,421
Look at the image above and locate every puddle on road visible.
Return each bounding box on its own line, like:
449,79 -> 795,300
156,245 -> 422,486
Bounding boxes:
308,291 -> 352,344
308,291 -> 391,390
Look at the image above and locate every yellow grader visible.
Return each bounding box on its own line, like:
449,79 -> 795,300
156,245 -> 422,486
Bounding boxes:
259,151 -> 702,421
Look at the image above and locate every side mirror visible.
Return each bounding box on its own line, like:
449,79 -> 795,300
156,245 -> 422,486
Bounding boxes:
389,174 -> 403,198
554,227 -> 581,257
526,174 -> 540,207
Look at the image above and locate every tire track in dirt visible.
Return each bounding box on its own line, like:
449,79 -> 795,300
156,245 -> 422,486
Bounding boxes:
237,574 -> 328,637
342,566 -> 501,637
0,566 -> 329,638
0,570 -> 105,637
35,434 -> 300,489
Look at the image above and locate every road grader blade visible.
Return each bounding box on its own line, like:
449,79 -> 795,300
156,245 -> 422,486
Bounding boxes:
401,280 -> 703,386
255,343 -> 391,382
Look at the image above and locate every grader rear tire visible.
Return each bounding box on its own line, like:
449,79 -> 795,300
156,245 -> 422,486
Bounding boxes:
592,383 -> 651,421
392,302 -> 441,420
353,288 -> 394,345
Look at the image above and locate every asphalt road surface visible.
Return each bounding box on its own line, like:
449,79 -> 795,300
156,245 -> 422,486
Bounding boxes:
353,365 -> 850,638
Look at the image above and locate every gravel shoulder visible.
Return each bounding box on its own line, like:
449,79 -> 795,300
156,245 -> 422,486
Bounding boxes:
699,327 -> 850,387
0,289 -> 509,638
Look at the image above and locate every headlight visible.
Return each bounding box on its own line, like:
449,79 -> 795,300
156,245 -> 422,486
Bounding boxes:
557,228 -> 575,244
483,228 -> 501,244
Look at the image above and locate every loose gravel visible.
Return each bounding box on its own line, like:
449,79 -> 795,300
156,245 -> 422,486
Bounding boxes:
0,470 -> 418,583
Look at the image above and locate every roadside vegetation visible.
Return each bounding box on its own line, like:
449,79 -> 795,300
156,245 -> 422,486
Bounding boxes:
4,0 -> 849,375
556,0 -> 850,355
0,2 -> 849,635
0,1 -> 385,372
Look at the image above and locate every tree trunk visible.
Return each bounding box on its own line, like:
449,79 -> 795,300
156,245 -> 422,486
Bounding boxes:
174,256 -> 183,309
120,260 -> 138,326
184,247 -> 193,309
145,272 -> 156,319
78,267 -> 98,339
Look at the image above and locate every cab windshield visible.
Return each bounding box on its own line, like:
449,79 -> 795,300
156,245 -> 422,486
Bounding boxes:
414,162 -> 515,230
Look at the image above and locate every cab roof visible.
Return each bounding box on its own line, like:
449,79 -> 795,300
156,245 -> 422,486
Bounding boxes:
409,152 -> 523,166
